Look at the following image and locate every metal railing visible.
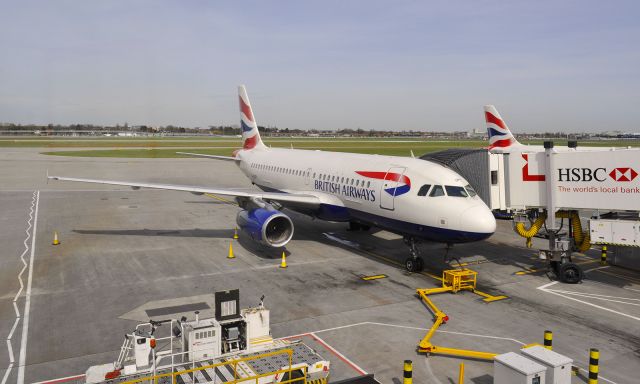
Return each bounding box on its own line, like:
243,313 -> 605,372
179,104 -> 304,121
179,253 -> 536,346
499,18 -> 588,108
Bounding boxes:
120,348 -> 306,384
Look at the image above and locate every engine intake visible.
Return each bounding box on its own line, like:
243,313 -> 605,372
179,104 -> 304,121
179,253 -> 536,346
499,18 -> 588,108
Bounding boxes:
236,207 -> 294,248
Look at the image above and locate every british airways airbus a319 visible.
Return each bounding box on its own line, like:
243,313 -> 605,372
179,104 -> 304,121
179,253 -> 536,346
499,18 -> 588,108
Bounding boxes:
49,86 -> 496,272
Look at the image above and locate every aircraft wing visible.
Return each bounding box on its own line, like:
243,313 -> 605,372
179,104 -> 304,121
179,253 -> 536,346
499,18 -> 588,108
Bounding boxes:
176,152 -> 238,161
47,175 -> 323,206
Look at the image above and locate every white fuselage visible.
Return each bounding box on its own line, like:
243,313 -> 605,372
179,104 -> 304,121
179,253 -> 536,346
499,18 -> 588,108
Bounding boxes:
235,147 -> 496,243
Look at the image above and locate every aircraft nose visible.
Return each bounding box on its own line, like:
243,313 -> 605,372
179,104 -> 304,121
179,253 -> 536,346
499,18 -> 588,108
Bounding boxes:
461,205 -> 496,239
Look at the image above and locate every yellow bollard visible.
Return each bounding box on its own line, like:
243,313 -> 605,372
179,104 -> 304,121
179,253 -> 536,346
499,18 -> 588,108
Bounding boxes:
600,246 -> 607,266
403,360 -> 412,384
233,227 -> 239,240
544,330 -> 553,350
458,362 -> 464,384
52,231 -> 60,245
589,348 -> 599,384
227,241 -> 235,259
280,251 -> 288,268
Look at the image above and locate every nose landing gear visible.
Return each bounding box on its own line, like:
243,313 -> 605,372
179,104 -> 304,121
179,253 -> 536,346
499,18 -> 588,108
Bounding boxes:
404,237 -> 424,272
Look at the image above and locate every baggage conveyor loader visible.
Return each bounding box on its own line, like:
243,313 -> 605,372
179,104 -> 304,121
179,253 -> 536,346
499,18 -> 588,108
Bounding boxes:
416,269 -> 507,360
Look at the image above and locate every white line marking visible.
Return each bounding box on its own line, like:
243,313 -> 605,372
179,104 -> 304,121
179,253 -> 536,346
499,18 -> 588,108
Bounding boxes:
537,281 -> 559,290
17,190 -> 40,384
538,283 -> 640,321
584,266 -> 609,273
545,289 -> 640,302
31,374 -> 86,384
2,191 -> 37,384
546,289 -> 640,306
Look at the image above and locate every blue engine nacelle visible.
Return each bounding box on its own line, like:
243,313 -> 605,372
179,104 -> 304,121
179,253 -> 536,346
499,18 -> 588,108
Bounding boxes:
236,207 -> 294,248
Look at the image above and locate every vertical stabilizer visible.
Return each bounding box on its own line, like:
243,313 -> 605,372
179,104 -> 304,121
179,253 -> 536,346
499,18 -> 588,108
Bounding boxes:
484,105 -> 521,150
239,85 -> 266,150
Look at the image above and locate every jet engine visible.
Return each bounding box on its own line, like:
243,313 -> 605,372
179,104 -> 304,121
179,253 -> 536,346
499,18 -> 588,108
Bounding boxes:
236,203 -> 294,248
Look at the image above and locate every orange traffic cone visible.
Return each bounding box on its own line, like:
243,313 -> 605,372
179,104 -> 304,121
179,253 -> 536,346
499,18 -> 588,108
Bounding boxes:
233,227 -> 239,240
228,241 -> 235,259
52,231 -> 60,245
279,251 -> 287,269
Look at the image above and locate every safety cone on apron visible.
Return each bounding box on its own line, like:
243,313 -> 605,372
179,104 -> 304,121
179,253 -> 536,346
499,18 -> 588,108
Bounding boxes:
228,241 -> 235,259
280,251 -> 288,268
52,231 -> 60,245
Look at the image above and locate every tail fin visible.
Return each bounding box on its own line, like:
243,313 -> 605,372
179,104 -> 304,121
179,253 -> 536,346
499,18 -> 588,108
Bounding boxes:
484,105 -> 521,150
238,85 -> 266,150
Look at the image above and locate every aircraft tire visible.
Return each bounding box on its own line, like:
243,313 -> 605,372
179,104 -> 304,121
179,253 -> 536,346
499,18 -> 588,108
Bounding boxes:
558,262 -> 583,284
405,257 -> 423,272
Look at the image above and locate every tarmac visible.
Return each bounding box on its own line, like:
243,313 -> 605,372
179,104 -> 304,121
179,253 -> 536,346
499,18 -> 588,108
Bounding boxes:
1,148 -> 639,384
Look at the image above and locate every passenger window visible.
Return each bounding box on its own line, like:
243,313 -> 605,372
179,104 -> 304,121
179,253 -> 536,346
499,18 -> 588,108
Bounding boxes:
417,184 -> 431,196
429,185 -> 445,197
445,185 -> 468,197
367,181 -> 371,188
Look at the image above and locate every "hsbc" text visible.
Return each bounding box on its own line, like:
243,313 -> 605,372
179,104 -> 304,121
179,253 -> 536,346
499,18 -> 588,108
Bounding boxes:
557,168 -> 607,182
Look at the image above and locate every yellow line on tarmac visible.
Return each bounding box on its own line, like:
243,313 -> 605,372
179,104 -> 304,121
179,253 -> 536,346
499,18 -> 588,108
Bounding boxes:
205,193 -> 237,205
361,274 -> 388,281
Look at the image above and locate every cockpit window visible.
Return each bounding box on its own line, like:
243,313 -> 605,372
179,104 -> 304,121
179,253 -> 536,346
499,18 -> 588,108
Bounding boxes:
465,184 -> 477,197
429,185 -> 445,197
417,184 -> 431,196
445,185 -> 468,197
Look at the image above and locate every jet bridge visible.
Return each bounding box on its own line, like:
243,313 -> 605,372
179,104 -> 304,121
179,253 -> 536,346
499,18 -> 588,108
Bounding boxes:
422,142 -> 640,282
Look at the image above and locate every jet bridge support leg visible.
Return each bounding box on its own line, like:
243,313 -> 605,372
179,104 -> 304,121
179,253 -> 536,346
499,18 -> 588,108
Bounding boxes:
537,142 -> 584,283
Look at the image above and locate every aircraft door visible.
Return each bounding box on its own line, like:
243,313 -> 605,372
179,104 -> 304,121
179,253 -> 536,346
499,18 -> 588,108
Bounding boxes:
305,168 -> 312,185
379,166 -> 407,210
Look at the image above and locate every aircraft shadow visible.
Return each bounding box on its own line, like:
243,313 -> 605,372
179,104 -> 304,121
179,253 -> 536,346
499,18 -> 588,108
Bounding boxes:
73,228 -> 234,238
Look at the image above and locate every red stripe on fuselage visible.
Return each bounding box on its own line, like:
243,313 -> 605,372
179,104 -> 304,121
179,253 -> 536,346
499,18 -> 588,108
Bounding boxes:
485,112 -> 506,130
356,171 -> 410,186
239,96 -> 254,122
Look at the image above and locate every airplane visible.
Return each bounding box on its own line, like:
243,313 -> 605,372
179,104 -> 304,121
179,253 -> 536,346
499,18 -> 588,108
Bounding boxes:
484,105 -> 618,153
48,86 -> 496,272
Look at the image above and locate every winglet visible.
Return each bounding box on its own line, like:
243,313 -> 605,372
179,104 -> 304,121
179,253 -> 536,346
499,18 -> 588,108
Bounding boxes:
484,105 -> 521,150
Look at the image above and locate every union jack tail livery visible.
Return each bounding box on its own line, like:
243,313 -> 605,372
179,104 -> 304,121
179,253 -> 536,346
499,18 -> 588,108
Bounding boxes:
239,85 -> 266,150
484,105 -> 521,151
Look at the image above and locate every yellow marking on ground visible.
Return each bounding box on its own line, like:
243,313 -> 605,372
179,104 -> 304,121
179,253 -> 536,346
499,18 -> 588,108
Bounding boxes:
361,274 -> 388,281
472,289 -> 509,302
205,193 -> 237,205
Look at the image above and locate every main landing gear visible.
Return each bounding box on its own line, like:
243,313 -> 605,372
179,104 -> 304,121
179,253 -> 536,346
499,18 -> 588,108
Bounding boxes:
404,237 -> 424,272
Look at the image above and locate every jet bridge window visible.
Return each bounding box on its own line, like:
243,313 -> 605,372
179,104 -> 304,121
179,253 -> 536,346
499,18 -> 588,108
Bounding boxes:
445,185 -> 468,197
429,185 -> 445,197
417,184 -> 431,196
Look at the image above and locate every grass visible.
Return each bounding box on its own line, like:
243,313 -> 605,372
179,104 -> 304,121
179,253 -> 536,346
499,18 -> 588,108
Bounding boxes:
38,138 -> 640,158
0,136 -> 630,158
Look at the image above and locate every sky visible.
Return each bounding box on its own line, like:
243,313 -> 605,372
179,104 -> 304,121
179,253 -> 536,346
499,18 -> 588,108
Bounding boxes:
0,0 -> 639,132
